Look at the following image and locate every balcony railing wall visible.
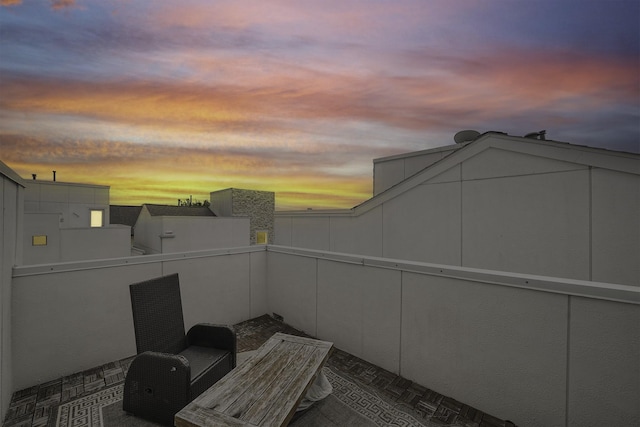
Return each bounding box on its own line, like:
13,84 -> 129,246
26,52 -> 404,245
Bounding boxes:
265,245 -> 639,427
11,246 -> 267,392
10,245 -> 639,427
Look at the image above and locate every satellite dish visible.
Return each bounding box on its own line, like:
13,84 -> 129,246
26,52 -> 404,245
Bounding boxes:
525,130 -> 547,140
454,130 -> 481,144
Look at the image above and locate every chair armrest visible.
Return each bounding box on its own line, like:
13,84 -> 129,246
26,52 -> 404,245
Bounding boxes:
123,351 -> 191,422
186,324 -> 237,367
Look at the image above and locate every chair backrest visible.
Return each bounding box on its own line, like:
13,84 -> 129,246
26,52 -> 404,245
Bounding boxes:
129,273 -> 187,354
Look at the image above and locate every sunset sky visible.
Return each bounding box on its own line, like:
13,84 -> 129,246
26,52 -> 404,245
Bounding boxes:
1,0 -> 638,210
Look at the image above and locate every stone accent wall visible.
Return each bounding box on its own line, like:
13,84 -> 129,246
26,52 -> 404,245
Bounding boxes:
211,188 -> 274,244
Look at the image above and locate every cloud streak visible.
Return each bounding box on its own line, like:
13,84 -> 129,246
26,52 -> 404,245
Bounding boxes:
1,0 -> 638,208
2,46 -> 635,140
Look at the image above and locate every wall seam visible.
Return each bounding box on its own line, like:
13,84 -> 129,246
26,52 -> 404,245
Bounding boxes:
403,159 -> 406,182
398,270 -> 403,376
588,167 -> 593,281
381,203 -> 385,258
315,257 -> 319,338
329,216 -> 333,252
565,295 -> 572,427
248,252 -> 252,318
360,265 -> 364,358
460,164 -> 464,267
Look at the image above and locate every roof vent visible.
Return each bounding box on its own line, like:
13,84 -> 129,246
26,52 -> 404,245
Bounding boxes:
454,130 -> 481,144
524,130 -> 546,140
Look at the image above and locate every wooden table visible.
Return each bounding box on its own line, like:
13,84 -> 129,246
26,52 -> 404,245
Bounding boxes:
175,332 -> 333,427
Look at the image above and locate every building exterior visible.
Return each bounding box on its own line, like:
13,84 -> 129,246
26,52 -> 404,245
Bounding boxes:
133,204 -> 250,254
109,205 -> 143,235
275,132 -> 640,286
24,179 -> 110,228
210,188 -> 275,245
21,179 -> 131,264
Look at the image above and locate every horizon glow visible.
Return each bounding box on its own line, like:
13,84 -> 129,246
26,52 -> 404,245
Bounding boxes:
1,0 -> 638,209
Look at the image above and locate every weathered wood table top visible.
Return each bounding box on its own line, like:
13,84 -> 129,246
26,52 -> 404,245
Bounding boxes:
174,332 -> 333,427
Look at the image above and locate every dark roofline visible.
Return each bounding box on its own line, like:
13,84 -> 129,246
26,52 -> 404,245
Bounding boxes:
0,160 -> 26,187
143,204 -> 216,217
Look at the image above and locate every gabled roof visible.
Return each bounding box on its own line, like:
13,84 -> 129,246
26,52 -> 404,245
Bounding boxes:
110,205 -> 143,227
354,132 -> 640,215
143,204 -> 216,217
0,160 -> 26,187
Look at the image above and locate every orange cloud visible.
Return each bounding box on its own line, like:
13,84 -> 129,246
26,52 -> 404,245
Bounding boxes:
1,0 -> 78,9
50,0 -> 76,9
2,41 -> 635,140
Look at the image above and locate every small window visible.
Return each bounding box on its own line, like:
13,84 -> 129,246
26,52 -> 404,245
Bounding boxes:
256,231 -> 268,245
32,235 -> 47,246
90,210 -> 104,228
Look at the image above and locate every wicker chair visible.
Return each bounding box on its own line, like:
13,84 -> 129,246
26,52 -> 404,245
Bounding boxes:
123,273 -> 236,425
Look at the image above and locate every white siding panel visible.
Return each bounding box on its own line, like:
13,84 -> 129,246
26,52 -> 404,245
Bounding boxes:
291,216 -> 330,250
330,206 -> 383,256
317,260 -> 401,373
591,168 -> 640,286
164,254 -> 252,326
462,147 -> 586,180
266,252 -> 317,336
383,181 -> 461,265
462,170 -> 590,279
374,159 -> 405,196
401,272 -> 568,427
568,297 -> 640,426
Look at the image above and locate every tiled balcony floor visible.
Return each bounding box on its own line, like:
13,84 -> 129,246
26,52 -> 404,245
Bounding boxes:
4,314 -> 515,427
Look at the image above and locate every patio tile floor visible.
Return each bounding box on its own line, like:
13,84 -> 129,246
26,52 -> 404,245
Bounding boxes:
3,314 -> 516,427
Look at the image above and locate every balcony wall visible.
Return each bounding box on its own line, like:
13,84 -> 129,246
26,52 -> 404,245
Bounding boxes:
9,245 -> 639,427
11,246 -> 267,392
134,215 -> 250,254
266,246 -> 639,427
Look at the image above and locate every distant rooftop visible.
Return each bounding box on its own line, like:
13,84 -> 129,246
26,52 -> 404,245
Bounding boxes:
109,205 -> 143,227
144,204 -> 216,217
